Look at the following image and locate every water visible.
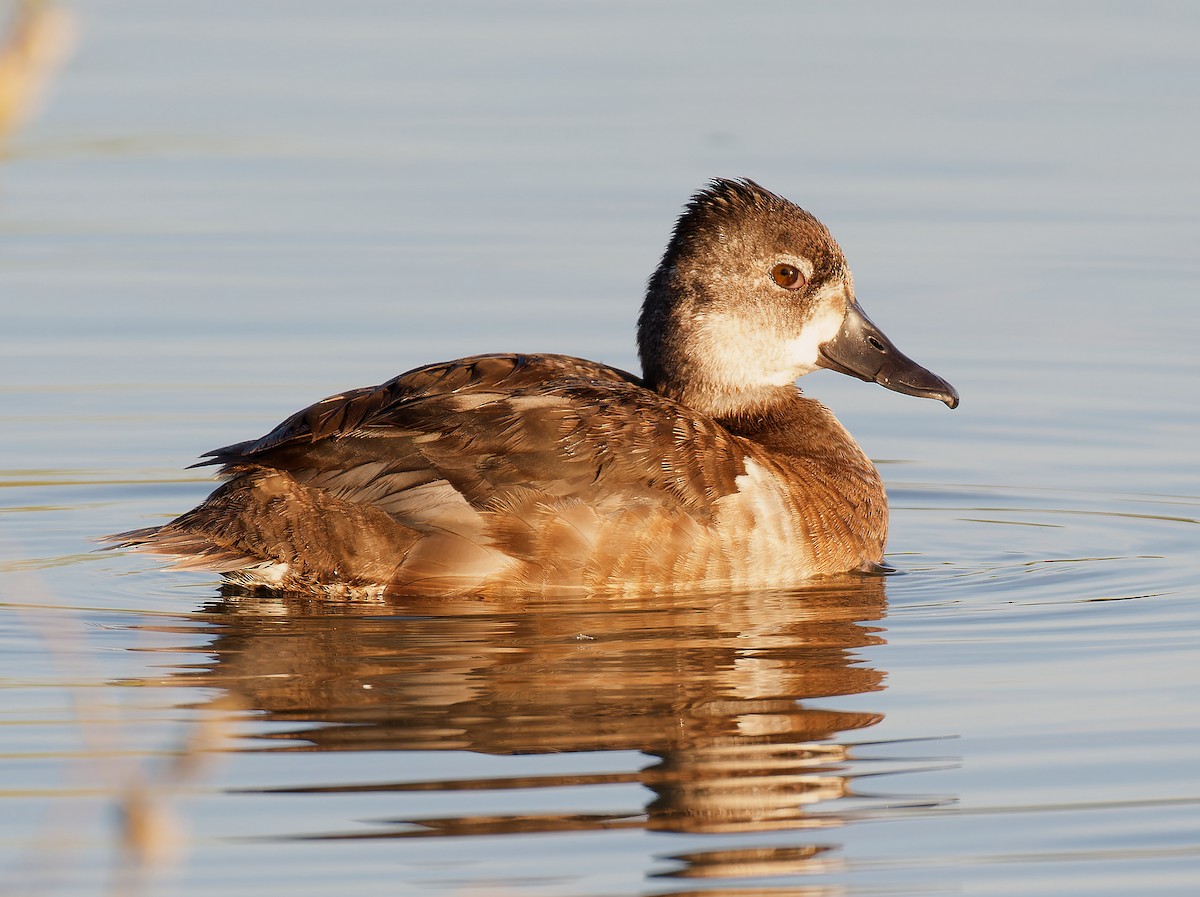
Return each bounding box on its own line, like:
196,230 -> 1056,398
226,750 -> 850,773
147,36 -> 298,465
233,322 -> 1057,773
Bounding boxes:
2,1 -> 1198,895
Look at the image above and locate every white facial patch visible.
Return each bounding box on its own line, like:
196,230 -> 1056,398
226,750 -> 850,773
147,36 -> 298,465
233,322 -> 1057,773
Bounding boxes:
783,300 -> 844,375
692,312 -> 797,388
690,279 -> 850,391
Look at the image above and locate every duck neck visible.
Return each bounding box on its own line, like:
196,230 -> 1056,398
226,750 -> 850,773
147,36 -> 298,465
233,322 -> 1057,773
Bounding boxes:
718,391 -> 878,475
638,270 -> 810,421
656,378 -> 801,422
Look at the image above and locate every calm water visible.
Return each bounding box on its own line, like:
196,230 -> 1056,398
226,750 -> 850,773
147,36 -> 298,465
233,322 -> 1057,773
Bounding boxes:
2,2 -> 1198,895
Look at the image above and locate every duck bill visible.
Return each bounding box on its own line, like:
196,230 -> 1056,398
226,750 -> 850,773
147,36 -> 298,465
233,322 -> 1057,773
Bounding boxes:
817,302 -> 959,409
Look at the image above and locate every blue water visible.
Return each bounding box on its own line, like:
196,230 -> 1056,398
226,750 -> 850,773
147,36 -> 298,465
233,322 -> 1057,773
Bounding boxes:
2,2 -> 1198,895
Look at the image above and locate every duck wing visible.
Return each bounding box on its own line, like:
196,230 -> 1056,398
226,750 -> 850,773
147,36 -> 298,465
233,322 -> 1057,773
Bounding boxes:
200,353 -> 642,464
130,353 -> 750,593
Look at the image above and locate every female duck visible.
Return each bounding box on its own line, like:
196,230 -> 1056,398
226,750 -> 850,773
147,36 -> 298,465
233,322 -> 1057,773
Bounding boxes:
113,179 -> 958,596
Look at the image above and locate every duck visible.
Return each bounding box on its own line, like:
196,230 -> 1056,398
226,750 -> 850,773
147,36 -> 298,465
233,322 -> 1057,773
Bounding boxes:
110,178 -> 958,597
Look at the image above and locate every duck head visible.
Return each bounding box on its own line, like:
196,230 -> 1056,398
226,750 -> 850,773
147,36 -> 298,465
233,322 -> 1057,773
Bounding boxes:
638,178 -> 959,419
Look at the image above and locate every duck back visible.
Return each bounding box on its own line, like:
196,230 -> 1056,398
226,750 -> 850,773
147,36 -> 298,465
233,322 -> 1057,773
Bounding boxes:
112,353 -> 886,596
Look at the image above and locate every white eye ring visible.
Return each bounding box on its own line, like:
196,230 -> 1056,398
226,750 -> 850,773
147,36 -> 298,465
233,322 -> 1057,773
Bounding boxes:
771,262 -> 806,290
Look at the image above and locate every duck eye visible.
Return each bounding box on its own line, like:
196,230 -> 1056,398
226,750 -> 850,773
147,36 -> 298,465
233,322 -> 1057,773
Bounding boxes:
771,263 -> 806,290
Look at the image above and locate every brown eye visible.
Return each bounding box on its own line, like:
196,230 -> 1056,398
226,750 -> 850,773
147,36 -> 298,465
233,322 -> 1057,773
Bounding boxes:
771,263 -> 806,290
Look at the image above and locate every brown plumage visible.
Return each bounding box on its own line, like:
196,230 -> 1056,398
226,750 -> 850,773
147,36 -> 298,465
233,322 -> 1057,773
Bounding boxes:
109,179 -> 958,597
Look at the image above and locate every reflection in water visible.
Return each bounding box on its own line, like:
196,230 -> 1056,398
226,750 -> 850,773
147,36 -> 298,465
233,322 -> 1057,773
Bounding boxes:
155,576 -> 942,880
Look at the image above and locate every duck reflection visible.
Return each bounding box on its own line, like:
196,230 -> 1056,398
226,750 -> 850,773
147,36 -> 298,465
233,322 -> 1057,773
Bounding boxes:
179,575 -> 892,850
